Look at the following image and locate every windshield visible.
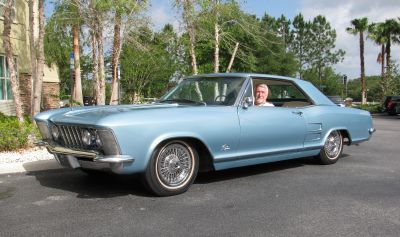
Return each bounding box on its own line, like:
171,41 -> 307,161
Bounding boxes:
159,77 -> 246,106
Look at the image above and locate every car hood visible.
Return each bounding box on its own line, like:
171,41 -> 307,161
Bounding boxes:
39,103 -> 181,126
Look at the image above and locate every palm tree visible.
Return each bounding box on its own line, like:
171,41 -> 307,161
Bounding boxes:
381,19 -> 400,70
368,23 -> 387,79
347,17 -> 368,104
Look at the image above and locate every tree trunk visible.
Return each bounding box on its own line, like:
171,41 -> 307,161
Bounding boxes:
381,44 -> 385,77
360,31 -> 366,104
32,0 -> 45,116
3,0 -> 24,122
386,39 -> 391,70
96,20 -> 106,105
182,0 -> 202,100
226,42 -> 239,72
213,0 -> 220,73
29,0 -> 38,117
213,21 -> 220,100
183,0 -> 198,75
214,22 -> 220,73
110,11 -> 122,105
91,29 -> 99,105
72,24 -> 83,105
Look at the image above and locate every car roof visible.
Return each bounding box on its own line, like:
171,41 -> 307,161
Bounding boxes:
185,73 -> 300,82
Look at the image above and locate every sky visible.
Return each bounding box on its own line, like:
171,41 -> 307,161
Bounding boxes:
147,0 -> 400,79
46,0 -> 400,80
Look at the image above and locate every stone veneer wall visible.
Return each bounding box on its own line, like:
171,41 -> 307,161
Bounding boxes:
19,73 -> 32,115
42,82 -> 60,110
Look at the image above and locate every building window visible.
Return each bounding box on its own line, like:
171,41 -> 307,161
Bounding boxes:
0,55 -> 17,101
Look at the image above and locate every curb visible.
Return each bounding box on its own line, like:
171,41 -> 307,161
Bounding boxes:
0,159 -> 62,175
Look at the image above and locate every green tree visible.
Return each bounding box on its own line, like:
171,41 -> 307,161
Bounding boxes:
109,0 -> 149,105
368,23 -> 387,79
120,25 -> 179,102
381,19 -> 400,70
303,67 -> 343,96
289,13 -> 312,78
44,14 -> 73,97
44,0 -> 84,105
308,15 -> 345,88
346,17 -> 368,104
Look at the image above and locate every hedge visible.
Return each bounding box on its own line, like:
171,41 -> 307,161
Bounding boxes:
0,113 -> 40,152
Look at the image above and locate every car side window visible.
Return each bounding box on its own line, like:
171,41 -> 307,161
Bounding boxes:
251,78 -> 312,107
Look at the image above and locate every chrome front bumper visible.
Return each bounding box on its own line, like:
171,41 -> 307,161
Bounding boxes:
35,140 -> 134,173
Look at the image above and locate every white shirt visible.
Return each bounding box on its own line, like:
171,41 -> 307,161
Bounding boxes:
259,102 -> 274,107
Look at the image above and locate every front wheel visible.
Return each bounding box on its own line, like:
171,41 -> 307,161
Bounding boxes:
143,140 -> 199,196
318,130 -> 343,165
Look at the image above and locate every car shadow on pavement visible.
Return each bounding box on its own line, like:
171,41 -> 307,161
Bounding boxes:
195,156 -> 318,184
25,155 -> 349,197
26,169 -> 152,198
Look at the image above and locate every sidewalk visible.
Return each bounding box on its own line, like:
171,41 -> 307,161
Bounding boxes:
0,147 -> 61,175
0,159 -> 61,174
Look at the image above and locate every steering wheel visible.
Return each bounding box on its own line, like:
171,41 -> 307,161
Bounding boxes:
214,95 -> 226,102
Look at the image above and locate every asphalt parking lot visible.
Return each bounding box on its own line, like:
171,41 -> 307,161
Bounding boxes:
0,115 -> 399,237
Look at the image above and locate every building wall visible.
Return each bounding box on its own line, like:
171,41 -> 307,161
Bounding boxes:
0,0 -> 60,116
42,82 -> 60,110
19,73 -> 32,114
0,0 -> 31,74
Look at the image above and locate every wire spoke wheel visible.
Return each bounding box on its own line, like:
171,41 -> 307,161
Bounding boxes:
156,143 -> 193,188
318,130 -> 343,165
324,131 -> 342,159
144,140 -> 199,196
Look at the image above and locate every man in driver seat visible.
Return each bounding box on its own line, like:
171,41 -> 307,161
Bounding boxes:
255,84 -> 274,106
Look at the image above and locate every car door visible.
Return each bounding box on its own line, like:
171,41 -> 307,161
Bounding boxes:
237,78 -> 307,156
237,106 -> 306,155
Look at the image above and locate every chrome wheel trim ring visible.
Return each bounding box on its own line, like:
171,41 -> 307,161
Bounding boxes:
155,142 -> 194,190
324,131 -> 342,159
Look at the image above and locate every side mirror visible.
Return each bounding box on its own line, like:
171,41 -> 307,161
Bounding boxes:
243,97 -> 253,109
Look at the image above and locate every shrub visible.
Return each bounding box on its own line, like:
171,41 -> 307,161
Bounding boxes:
353,104 -> 384,114
0,115 -> 40,152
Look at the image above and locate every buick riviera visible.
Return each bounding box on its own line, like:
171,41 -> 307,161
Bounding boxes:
35,73 -> 375,196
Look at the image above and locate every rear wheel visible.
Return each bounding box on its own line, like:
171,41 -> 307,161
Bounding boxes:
143,140 -> 199,196
318,130 -> 343,165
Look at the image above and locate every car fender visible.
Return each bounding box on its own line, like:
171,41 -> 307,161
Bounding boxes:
145,132 -> 213,168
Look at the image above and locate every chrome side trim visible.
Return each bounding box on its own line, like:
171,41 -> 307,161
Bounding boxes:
214,146 -> 322,163
47,145 -> 98,158
94,155 -> 134,164
369,128 -> 376,134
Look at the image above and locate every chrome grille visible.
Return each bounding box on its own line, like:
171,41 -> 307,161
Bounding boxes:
58,125 -> 84,149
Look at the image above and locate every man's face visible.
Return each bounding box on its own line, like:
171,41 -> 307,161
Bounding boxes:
255,86 -> 268,105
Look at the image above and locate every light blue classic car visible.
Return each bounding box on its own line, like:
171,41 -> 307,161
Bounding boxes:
35,73 -> 375,196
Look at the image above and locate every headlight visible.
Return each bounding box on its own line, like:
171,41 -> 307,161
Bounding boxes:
82,129 -> 94,146
36,121 -> 51,139
95,136 -> 102,147
50,125 -> 60,140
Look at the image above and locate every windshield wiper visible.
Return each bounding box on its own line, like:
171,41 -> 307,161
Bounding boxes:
159,99 -> 206,106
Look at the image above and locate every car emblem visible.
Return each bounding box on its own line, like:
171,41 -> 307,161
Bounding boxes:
221,144 -> 230,151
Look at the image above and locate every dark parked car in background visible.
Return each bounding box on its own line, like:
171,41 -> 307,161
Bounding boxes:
83,96 -> 96,106
383,96 -> 400,115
